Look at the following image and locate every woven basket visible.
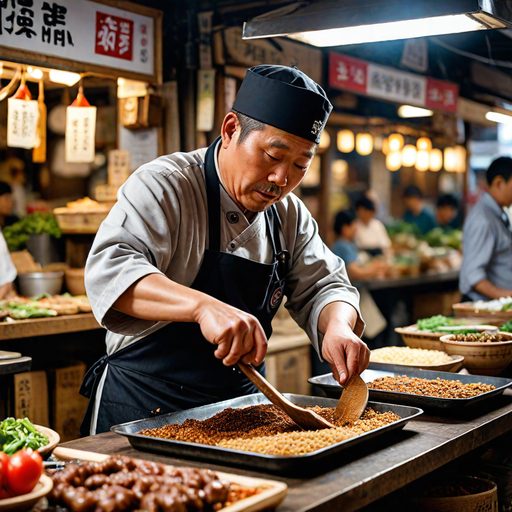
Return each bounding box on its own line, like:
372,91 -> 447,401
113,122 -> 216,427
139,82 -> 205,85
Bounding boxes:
395,325 -> 444,351
417,476 -> 498,512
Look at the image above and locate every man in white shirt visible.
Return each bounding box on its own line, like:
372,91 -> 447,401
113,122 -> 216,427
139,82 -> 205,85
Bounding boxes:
0,231 -> 16,299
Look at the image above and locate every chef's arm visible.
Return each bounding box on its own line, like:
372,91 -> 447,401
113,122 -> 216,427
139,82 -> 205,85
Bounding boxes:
473,279 -> 512,300
317,301 -> 370,385
0,282 -> 15,300
113,273 -> 268,365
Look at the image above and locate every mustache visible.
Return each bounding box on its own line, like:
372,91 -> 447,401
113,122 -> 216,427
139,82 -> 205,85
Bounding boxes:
255,183 -> 281,196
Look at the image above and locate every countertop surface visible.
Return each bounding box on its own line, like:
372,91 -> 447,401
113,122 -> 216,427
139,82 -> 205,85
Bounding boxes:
62,388 -> 512,512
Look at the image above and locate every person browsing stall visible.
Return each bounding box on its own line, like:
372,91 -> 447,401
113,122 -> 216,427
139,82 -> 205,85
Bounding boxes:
402,185 -> 436,235
436,193 -> 461,230
0,231 -> 16,300
460,157 -> 512,301
82,65 -> 368,434
353,196 -> 392,257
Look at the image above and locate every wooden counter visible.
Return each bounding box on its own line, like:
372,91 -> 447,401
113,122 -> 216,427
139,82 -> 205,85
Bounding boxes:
63,390 -> 512,511
0,313 -> 101,341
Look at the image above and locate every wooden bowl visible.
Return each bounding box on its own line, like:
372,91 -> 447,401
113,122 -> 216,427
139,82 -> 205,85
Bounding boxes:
0,474 -> 53,511
396,323 -> 500,352
453,302 -> 512,322
440,332 -> 512,376
35,424 -> 60,458
64,267 -> 86,295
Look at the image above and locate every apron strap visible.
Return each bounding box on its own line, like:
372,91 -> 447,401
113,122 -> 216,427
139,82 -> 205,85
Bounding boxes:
204,137 -> 221,252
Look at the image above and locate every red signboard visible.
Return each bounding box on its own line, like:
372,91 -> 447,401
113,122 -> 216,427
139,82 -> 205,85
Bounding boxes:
329,53 -> 367,94
329,52 -> 459,113
95,11 -> 134,61
425,78 -> 459,113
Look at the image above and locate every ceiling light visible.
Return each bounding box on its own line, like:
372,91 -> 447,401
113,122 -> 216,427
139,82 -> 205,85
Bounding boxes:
486,111 -> 512,124
49,69 -> 81,86
398,105 -> 434,118
243,0 -> 509,47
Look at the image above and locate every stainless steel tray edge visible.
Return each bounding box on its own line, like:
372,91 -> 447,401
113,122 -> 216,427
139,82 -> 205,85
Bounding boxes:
309,368 -> 512,409
111,393 -> 423,473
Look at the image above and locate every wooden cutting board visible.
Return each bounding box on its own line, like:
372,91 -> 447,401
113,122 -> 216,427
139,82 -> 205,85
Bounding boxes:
52,447 -> 288,512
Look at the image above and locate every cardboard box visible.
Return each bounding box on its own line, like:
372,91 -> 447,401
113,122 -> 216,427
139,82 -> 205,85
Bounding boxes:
14,371 -> 49,426
49,362 -> 88,442
266,346 -> 311,395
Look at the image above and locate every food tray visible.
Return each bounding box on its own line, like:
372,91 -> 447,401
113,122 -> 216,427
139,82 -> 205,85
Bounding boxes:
111,393 -> 422,474
369,355 -> 465,373
453,302 -> 512,322
309,368 -> 512,410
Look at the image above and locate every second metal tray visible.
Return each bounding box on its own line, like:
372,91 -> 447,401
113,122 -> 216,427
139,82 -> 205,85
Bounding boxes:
309,367 -> 512,410
111,393 -> 422,474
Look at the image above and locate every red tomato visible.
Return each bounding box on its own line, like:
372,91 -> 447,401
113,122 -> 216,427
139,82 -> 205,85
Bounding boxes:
5,450 -> 43,496
0,452 -> 8,491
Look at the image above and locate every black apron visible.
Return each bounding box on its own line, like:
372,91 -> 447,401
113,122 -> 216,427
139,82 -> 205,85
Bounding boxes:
80,139 -> 289,434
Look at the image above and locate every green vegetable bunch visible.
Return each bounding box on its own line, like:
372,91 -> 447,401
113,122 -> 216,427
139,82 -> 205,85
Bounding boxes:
423,227 -> 462,250
501,320 -> 512,332
0,417 -> 49,455
2,213 -> 61,252
417,315 -> 454,332
386,220 -> 421,237
3,302 -> 57,319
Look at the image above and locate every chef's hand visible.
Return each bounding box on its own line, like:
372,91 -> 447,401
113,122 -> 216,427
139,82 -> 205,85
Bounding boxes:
321,326 -> 369,385
318,302 -> 369,385
196,299 -> 268,366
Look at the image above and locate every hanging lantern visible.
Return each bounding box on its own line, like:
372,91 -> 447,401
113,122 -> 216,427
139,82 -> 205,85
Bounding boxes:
416,150 -> 430,171
416,136 -> 432,151
386,151 -> 401,171
337,129 -> 354,153
332,159 -> 348,185
429,148 -> 443,172
454,145 -> 467,173
388,133 -> 404,152
444,147 -> 457,172
382,137 -> 389,155
319,130 -> 331,151
355,132 -> 373,156
401,144 -> 417,167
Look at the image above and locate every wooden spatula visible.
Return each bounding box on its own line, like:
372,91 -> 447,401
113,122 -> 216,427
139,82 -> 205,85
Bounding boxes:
238,362 -> 334,430
334,375 -> 368,423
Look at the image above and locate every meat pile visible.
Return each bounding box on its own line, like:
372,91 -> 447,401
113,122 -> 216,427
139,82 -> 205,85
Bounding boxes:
48,455 -> 231,511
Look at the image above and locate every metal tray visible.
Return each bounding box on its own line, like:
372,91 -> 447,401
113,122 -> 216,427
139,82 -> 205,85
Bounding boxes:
111,393 -> 422,474
309,367 -> 512,410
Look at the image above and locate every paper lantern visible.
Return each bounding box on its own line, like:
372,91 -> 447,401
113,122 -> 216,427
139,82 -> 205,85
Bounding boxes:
386,151 -> 401,171
401,144 -> 417,167
388,133 -> 404,152
444,147 -> 457,172
319,130 -> 331,150
415,150 -> 430,171
355,132 -> 373,156
429,148 -> 443,172
416,136 -> 432,151
382,137 -> 389,155
337,129 -> 354,153
454,145 -> 467,173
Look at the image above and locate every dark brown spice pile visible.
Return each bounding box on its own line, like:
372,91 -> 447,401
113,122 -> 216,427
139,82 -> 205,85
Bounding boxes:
139,405 -> 400,456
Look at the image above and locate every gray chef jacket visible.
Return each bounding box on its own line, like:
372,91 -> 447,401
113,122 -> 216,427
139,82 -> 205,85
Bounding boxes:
460,192 -> 512,300
85,143 -> 364,358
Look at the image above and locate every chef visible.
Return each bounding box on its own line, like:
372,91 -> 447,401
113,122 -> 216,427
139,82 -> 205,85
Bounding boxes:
81,64 -> 368,435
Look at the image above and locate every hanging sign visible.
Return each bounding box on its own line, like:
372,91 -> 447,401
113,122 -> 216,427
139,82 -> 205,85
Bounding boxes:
0,0 -> 160,82
65,91 -> 96,163
7,98 -> 39,149
197,69 -> 216,132
329,52 -> 458,113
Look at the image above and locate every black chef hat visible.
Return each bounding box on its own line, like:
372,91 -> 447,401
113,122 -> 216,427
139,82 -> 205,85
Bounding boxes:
232,64 -> 333,144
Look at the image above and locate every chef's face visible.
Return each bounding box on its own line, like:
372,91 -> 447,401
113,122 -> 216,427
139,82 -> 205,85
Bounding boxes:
219,113 -> 316,212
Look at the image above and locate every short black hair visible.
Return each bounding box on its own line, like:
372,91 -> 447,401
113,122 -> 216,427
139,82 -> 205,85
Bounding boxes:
436,193 -> 459,209
333,210 -> 355,235
0,181 -> 12,197
403,185 -> 423,199
355,196 -> 376,212
486,156 -> 512,185
233,111 -> 266,144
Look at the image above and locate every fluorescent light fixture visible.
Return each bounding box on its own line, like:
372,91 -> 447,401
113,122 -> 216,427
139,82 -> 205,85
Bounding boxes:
398,105 -> 434,118
486,111 -> 512,124
49,69 -> 81,86
243,0 -> 510,47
